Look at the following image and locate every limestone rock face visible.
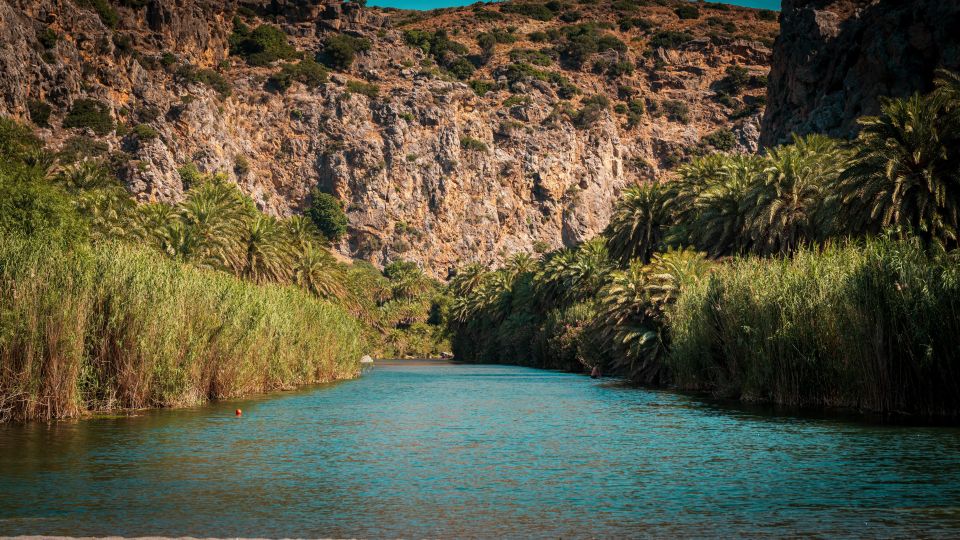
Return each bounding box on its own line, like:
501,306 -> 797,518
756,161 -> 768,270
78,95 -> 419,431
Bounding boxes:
0,0 -> 776,277
760,0 -> 960,147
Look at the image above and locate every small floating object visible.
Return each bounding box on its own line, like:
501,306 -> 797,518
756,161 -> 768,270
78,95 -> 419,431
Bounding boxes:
235,409 -> 242,417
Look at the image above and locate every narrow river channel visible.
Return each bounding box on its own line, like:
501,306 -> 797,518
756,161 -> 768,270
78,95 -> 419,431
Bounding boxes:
2,361 -> 959,537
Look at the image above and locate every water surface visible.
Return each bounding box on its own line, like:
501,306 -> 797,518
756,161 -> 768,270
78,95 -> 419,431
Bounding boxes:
1,361 -> 958,537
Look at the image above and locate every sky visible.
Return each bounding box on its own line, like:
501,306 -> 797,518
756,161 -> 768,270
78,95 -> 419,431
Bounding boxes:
368,0 -> 780,11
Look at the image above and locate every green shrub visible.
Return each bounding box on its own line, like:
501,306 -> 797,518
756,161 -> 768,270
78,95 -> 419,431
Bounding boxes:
77,0 -> 119,28
320,34 -> 371,70
0,173 -> 87,248
501,2 -> 556,21
269,58 -> 329,91
620,16 -> 653,32
63,99 -> 114,135
460,136 -> 488,152
177,162 -> 203,189
469,79 -> 494,97
132,123 -> 159,141
674,4 -> 700,19
174,64 -> 232,97
28,99 -> 52,128
659,99 -> 690,123
308,189 -> 348,241
229,22 -> 299,66
702,129 -> 735,151
648,30 -> 693,50
345,80 -> 380,98
38,27 -> 58,49
756,9 -> 778,21
234,155 -> 250,176
573,94 -> 609,128
446,57 -> 476,80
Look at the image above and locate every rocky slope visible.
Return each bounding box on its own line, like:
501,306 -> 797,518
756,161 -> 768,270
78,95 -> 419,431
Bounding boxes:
1,0 -> 776,276
761,0 -> 960,147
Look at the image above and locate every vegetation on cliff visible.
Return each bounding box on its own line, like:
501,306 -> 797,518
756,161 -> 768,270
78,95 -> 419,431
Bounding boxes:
448,73 -> 960,417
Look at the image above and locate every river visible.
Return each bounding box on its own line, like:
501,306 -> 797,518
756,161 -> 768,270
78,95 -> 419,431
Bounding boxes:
1,361 -> 959,537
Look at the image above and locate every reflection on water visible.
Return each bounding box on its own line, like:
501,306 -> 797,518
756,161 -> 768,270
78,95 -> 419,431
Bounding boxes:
1,361 -> 959,537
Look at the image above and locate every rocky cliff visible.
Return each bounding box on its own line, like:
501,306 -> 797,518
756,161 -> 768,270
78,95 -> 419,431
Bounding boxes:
1,0 -> 776,276
760,0 -> 960,147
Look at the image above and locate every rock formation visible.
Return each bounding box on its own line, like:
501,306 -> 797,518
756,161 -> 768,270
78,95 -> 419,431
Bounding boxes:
760,0 -> 960,147
0,0 -> 777,276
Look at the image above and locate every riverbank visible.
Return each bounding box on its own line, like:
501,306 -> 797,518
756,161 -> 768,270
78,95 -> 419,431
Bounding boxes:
0,236 -> 364,423
449,237 -> 960,419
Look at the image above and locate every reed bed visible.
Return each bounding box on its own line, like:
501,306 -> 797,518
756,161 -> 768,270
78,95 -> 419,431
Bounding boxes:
668,237 -> 960,416
0,236 -> 364,422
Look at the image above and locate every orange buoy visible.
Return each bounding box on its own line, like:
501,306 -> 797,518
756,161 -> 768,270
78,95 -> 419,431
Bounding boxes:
235,409 -> 242,416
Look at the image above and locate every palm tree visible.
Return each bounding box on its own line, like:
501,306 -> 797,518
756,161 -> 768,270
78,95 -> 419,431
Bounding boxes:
237,214 -> 293,284
294,246 -> 348,299
177,180 -> 248,269
383,261 -> 431,301
502,252 -> 539,280
668,153 -> 732,242
286,214 -> 325,251
689,154 -> 764,257
533,248 -> 577,307
448,262 -> 488,298
597,248 -> 709,383
834,91 -> 960,246
604,182 -> 671,265
743,134 -> 846,255
57,160 -> 133,241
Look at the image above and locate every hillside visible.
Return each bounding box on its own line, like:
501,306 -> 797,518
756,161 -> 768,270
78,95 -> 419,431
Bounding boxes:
0,0 -> 777,276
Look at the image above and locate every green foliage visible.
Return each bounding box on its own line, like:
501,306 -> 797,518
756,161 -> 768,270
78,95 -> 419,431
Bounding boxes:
28,99 -> 52,128
648,30 -> 693,50
63,99 -> 114,135
38,27 -> 58,49
833,84 -> 960,246
572,94 -> 610,128
132,123 -> 159,141
500,2 -> 556,21
308,190 -> 348,241
403,29 -> 473,79
0,236 -> 362,422
605,182 -> 671,265
674,4 -> 700,20
269,58 -> 329,92
345,80 -> 380,98
77,0 -> 119,28
702,129 -> 735,151
460,136 -> 488,152
233,154 -> 250,176
229,22 -> 299,66
756,9 -> 778,21
444,75 -> 960,418
669,237 -> 960,416
469,79 -> 494,97
556,24 -> 627,68
320,34 -> 372,70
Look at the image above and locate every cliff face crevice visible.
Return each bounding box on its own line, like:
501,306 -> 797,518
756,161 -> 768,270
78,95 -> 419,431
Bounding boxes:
1,0 -> 776,276
761,0 -> 960,147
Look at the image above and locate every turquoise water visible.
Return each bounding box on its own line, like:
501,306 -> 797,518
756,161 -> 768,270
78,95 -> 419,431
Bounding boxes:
369,0 -> 780,12
1,361 -> 959,537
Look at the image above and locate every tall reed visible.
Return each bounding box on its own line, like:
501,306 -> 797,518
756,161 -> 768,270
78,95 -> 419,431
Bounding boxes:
0,236 -> 364,422
668,237 -> 960,416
